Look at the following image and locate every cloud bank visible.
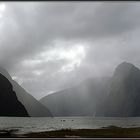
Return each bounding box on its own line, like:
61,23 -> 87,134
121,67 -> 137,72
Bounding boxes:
0,2 -> 140,99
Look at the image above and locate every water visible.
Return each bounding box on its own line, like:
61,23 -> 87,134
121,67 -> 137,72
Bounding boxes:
0,117 -> 140,134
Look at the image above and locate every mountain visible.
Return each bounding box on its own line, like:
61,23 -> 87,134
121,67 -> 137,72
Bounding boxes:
96,62 -> 140,117
0,72 -> 29,116
40,77 -> 109,116
0,67 -> 52,117
40,61 -> 140,117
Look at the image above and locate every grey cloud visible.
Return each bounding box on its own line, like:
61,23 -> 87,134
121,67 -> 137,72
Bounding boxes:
2,2 -> 140,68
0,2 -> 140,99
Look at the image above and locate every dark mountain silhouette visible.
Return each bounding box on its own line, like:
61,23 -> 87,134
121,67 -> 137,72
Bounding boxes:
96,62 -> 140,117
0,67 -> 52,117
0,72 -> 29,116
40,77 -> 109,116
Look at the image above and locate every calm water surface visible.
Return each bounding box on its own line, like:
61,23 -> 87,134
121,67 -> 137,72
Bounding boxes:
0,117 -> 140,134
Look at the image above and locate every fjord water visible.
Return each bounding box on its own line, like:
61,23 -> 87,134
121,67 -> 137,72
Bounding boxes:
0,117 -> 140,134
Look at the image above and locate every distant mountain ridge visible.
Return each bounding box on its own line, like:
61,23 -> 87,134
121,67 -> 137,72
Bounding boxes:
40,77 -> 110,116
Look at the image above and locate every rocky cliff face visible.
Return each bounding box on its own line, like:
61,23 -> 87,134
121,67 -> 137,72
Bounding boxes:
96,62 -> 140,117
0,67 -> 52,117
0,73 -> 29,116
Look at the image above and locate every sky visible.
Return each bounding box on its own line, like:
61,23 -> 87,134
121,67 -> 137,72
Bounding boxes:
0,2 -> 140,99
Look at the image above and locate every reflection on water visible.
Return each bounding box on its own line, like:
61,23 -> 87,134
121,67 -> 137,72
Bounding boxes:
0,117 -> 139,134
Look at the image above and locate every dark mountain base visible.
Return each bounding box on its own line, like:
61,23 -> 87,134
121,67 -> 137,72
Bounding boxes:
0,73 -> 29,117
0,67 -> 52,117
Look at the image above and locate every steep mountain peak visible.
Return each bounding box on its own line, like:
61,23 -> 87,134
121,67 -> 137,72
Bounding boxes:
96,62 -> 140,117
114,62 -> 140,78
117,61 -> 135,69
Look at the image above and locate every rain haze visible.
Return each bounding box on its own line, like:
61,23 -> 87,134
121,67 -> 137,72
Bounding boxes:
0,2 -> 139,99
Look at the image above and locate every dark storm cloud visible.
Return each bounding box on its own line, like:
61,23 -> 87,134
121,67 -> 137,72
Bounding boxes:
0,2 -> 138,65
0,2 -> 140,99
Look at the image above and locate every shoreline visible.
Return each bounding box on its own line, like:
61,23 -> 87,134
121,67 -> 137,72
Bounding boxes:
24,126 -> 140,138
1,126 -> 140,138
